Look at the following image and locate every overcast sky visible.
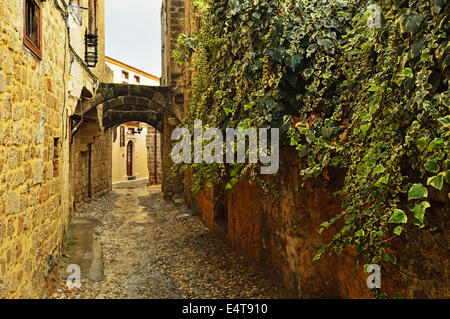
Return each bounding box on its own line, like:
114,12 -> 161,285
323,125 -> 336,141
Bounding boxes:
105,0 -> 162,77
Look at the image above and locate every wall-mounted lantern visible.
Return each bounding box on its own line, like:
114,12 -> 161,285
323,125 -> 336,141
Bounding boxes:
85,28 -> 98,67
137,123 -> 143,134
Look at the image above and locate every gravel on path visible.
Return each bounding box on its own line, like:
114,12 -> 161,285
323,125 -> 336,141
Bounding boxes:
51,185 -> 281,299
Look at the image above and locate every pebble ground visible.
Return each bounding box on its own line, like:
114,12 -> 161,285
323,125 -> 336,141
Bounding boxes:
51,184 -> 281,299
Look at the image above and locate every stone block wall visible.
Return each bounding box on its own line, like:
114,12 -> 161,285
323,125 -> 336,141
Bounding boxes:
185,147 -> 449,298
146,126 -> 162,185
70,128 -> 112,205
0,0 -> 112,298
0,0 -> 70,298
161,0 -> 186,198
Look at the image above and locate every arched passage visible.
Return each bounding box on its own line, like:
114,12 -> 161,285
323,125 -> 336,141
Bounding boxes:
88,82 -> 184,198
88,83 -> 182,130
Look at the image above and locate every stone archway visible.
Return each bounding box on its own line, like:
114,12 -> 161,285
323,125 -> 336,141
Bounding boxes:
88,83 -> 184,198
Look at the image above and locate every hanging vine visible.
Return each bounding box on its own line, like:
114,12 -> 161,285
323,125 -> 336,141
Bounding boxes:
174,0 -> 449,297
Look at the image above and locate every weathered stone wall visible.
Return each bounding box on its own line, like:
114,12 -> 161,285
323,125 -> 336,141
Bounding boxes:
0,0 -> 70,298
0,0 -> 112,298
68,0 -> 113,205
146,126 -> 162,185
70,126 -> 112,204
161,0 -> 186,199
185,147 -> 449,298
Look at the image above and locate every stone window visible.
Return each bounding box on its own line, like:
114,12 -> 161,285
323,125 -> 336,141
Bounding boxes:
134,75 -> 140,83
122,70 -> 129,80
24,0 -> 42,59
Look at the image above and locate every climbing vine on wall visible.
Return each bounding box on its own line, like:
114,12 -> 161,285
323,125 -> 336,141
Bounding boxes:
175,0 -> 449,297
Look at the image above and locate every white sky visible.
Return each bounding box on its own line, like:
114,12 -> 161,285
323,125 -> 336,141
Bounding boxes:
105,0 -> 162,78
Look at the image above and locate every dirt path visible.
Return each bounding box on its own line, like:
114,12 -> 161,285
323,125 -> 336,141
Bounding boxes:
52,184 -> 281,299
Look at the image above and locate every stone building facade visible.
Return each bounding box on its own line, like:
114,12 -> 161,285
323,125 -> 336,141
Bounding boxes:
105,56 -> 162,185
0,0 -> 112,298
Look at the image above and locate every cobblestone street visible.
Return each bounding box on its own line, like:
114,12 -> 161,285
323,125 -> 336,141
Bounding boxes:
52,184 -> 281,299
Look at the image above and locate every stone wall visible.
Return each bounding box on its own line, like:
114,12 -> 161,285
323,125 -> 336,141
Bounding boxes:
0,0 -> 70,298
0,0 -> 112,298
185,148 -> 449,298
146,126 -> 162,185
161,0 -> 186,198
70,125 -> 112,204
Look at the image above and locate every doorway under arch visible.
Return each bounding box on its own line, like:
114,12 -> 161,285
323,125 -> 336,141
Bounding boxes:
127,140 -> 133,178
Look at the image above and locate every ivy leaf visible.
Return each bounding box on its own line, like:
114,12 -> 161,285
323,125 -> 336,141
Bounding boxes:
401,67 -> 413,78
317,38 -> 333,52
416,137 -> 428,150
225,183 -> 232,191
431,0 -> 445,15
393,225 -> 404,236
306,44 -> 317,55
375,174 -> 389,187
303,68 -> 314,79
313,247 -> 325,261
424,159 -> 439,173
427,138 -> 444,151
355,229 -> 365,237
401,12 -> 423,35
286,54 -> 304,71
427,173 -> 444,190
411,201 -> 430,224
361,124 -> 370,136
373,164 -> 385,174
321,221 -> 331,229
408,183 -> 428,200
384,253 -> 396,264
230,177 -> 239,186
437,115 -> 450,126
230,167 -> 239,177
388,209 -> 407,224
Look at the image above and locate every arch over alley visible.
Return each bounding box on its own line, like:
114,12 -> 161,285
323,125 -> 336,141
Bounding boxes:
89,83 -> 183,131
88,82 -> 184,198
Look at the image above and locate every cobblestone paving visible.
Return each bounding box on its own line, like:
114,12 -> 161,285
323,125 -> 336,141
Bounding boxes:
51,185 -> 281,299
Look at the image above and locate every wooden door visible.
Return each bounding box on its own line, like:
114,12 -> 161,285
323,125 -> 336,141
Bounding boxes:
127,141 -> 133,177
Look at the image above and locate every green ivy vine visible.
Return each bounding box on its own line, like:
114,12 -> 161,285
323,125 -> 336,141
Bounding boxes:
174,0 -> 449,297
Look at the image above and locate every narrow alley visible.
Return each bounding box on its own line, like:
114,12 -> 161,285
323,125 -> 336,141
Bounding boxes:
0,0 -> 448,301
51,183 -> 281,299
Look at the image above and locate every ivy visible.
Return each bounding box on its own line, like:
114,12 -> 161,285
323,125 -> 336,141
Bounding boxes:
175,0 -> 449,298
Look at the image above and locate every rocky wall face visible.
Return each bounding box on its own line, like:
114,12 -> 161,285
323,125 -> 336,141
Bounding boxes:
0,0 -> 69,298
